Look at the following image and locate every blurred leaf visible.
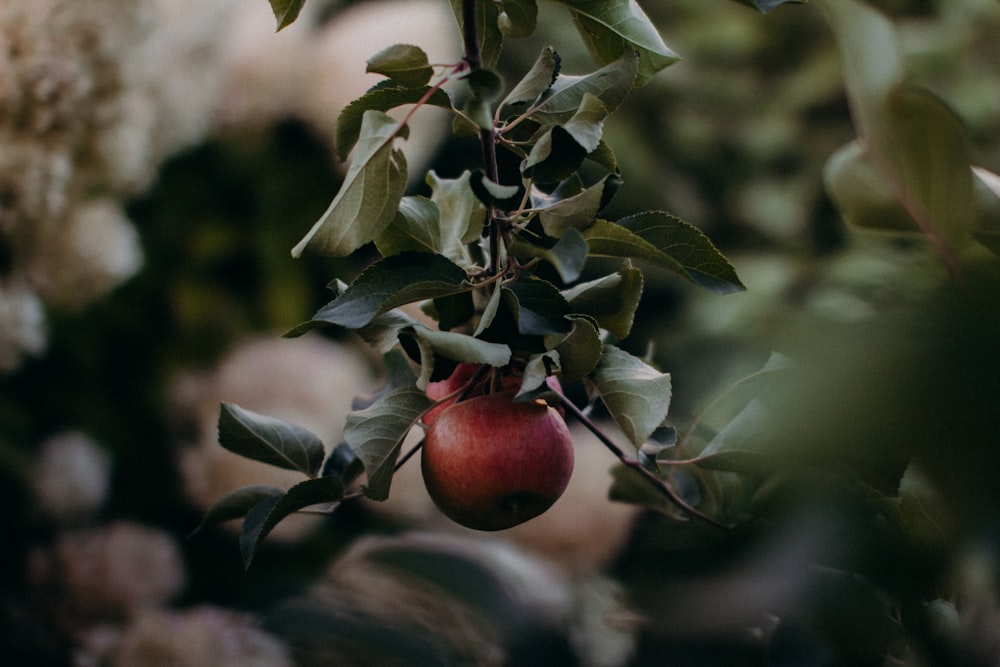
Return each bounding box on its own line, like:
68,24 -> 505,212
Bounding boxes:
550,314 -> 603,382
591,345 -> 671,448
303,253 -> 470,330
268,0 -> 307,30
240,476 -> 348,568
192,485 -> 284,536
608,463 -> 682,517
896,463 -> 953,547
823,141 -> 919,232
728,0 -> 805,13
465,68 -> 505,103
510,227 -> 589,283
692,399 -> 773,474
819,0 -> 975,267
502,278 -> 572,335
343,387 -> 432,500
334,84 -> 451,160
557,0 -> 679,86
502,45 -> 561,109
292,111 -> 407,257
536,174 -> 621,237
530,51 -> 637,125
561,261 -> 643,339
583,213 -> 745,294
218,402 -> 325,476
497,0 -> 537,37
366,44 -> 433,88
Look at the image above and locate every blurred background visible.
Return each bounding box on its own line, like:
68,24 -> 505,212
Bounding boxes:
2,0 -> 1000,665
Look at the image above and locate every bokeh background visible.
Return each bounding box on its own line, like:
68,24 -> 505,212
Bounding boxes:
3,0 -> 1000,665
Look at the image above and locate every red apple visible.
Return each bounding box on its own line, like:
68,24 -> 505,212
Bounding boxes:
421,391 -> 574,531
423,363 -> 483,425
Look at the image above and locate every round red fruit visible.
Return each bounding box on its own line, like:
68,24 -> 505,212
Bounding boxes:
421,391 -> 574,531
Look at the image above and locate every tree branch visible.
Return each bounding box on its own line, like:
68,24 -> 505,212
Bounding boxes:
559,394 -> 730,530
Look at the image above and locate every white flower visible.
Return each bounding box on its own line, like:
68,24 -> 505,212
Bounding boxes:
31,521 -> 186,621
32,431 -> 112,521
0,279 -> 47,371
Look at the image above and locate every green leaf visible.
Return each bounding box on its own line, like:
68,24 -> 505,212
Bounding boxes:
306,253 -> 470,330
519,351 -> 560,395
268,0 -> 308,31
465,68 -> 506,103
292,111 -> 408,257
607,463 -> 682,517
379,175 -> 485,269
549,315 -> 603,383
823,141 -> 920,233
431,291 -> 476,330
498,0 -> 538,38
428,170 -> 487,259
523,93 -> 608,182
586,139 -> 620,174
218,402 -> 325,477
240,476 -> 348,568
536,174 -> 621,237
191,485 -> 285,536
502,278 -> 572,335
376,196 -> 442,257
401,326 -> 512,387
558,1 -> 678,87
727,0 -> 804,14
530,51 -> 638,125
591,345 -> 671,448
818,0 -> 975,266
322,441 -> 366,482
562,261 -> 643,339
474,282 -> 504,336
343,387 -> 432,500
451,0 -> 503,68
583,213 -> 745,294
366,44 -> 433,88
472,172 -> 520,202
691,399 -> 773,474
510,227 -> 589,283
501,45 -> 560,109
334,85 -> 451,161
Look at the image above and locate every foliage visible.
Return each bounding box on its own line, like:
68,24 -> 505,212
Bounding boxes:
207,0 -> 751,567
195,1 -> 1000,663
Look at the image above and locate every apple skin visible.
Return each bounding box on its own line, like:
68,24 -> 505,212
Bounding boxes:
421,391 -> 574,531
423,363 -> 483,425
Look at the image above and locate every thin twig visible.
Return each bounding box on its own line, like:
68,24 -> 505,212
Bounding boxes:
559,393 -> 730,530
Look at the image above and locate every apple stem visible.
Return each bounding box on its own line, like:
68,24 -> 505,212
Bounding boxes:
461,0 -> 504,278
558,394 -> 730,531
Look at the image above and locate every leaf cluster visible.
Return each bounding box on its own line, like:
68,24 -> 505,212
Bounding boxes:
209,0 -> 758,565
